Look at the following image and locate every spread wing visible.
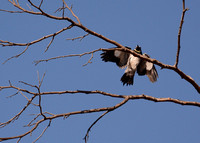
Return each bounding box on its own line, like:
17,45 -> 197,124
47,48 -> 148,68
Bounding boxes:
101,47 -> 131,68
137,53 -> 158,82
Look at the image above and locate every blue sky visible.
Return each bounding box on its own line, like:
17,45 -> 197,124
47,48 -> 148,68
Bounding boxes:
1,0 -> 200,143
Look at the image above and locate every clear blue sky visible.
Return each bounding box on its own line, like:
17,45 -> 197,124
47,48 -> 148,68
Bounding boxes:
1,0 -> 200,143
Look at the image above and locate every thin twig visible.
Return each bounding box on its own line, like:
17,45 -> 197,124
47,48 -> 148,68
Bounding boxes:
26,3 -> 33,12
37,71 -> 46,119
84,97 -> 130,143
45,35 -> 55,52
39,72 -> 46,88
54,2 -> 65,18
38,90 -> 46,119
3,44 -> 29,64
84,111 -> 109,143
34,48 -> 102,65
62,2 -> 65,18
19,91 -> 30,102
0,9 -> 23,13
83,53 -> 93,67
67,33 -> 89,41
62,0 -> 81,24
16,137 -> 21,143
39,0 -> 44,8
6,91 -> 19,98
27,0 -> 44,13
0,94 -> 37,128
33,120 -> 51,143
175,0 -> 189,68
19,81 -> 37,88
25,114 -> 41,127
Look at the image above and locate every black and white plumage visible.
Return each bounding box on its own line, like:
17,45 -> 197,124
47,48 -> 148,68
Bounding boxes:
101,45 -> 158,86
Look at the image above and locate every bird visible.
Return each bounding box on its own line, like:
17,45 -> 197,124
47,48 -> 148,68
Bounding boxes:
100,45 -> 158,86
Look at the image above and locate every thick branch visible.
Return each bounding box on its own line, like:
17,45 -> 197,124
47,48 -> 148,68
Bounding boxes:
35,47 -> 200,94
1,89 -> 200,141
38,90 -> 200,107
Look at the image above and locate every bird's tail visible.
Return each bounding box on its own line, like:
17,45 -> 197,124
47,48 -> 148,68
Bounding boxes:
120,72 -> 135,86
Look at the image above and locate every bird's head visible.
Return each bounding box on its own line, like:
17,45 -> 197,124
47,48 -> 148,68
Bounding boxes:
134,45 -> 142,54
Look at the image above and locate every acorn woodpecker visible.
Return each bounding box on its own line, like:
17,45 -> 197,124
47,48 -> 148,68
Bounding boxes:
101,45 -> 158,85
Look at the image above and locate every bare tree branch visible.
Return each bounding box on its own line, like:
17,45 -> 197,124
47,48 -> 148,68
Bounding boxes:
3,44 -> 29,64
62,0 -> 81,24
4,0 -> 124,48
32,120 -> 51,143
83,53 -> 93,66
36,72 -> 46,119
1,88 -> 200,142
0,98 -> 129,141
67,33 -> 89,41
175,0 -> 189,68
84,111 -> 109,143
7,0 -> 41,15
0,25 -> 73,47
0,94 -> 37,128
84,96 -> 129,143
38,90 -> 200,107
45,35 -> 55,52
38,0 -> 44,9
1,25 -> 73,63
0,9 -> 23,13
34,48 -> 102,65
0,79 -> 200,141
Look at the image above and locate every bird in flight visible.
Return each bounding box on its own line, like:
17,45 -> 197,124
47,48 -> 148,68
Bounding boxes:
101,45 -> 158,86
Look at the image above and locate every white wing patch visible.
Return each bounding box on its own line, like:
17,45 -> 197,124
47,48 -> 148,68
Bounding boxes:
114,50 -> 122,57
146,61 -> 153,71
